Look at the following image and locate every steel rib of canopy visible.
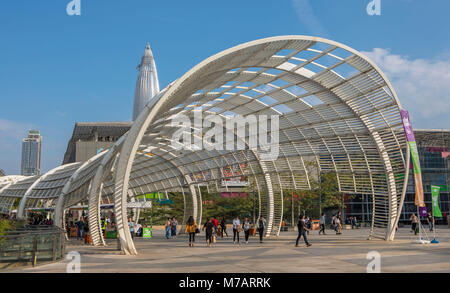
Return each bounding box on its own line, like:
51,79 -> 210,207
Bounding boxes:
112,35 -> 409,255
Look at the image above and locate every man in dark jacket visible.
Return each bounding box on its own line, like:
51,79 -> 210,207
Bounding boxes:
295,215 -> 311,247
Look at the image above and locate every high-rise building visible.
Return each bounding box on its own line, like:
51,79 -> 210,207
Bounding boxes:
21,130 -> 42,176
132,43 -> 160,121
63,43 -> 158,164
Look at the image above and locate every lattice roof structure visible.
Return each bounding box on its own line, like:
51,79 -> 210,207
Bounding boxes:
0,36 -> 412,255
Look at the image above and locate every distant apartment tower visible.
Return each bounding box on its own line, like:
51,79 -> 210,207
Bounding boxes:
21,130 -> 42,176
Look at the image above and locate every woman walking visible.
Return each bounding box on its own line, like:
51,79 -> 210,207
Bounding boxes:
319,213 -> 326,235
165,218 -> 172,239
335,215 -> 342,235
243,217 -> 251,244
410,213 -> 419,235
185,216 -> 197,246
256,217 -> 267,243
232,216 -> 241,244
202,218 -> 214,247
426,212 -> 434,232
171,217 -> 178,239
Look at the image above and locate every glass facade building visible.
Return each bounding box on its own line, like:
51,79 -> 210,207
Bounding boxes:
345,129 -> 450,224
21,130 -> 42,176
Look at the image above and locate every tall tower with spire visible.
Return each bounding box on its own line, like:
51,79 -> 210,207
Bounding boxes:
132,43 -> 160,121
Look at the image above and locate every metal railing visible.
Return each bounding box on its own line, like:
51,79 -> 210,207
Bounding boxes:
0,225 -> 66,267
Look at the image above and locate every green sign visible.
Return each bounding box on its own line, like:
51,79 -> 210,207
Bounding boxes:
105,230 -> 117,239
436,185 -> 449,192
431,185 -> 442,217
136,192 -> 163,200
143,227 -> 152,239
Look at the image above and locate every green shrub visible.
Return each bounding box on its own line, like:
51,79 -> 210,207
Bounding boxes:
0,219 -> 12,236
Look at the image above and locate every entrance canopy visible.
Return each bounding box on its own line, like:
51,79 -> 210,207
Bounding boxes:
0,36 -> 410,255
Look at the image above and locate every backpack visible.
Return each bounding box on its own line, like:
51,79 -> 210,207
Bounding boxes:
259,219 -> 264,228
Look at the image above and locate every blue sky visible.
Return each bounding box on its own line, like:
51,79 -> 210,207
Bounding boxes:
0,0 -> 449,174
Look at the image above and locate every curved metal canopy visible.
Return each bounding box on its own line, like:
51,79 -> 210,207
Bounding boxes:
0,36 -> 410,256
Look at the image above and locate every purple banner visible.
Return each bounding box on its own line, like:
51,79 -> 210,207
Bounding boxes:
419,206 -> 428,217
400,109 -> 415,142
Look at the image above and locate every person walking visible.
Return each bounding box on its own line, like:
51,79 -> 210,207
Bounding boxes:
128,217 -> 135,238
232,216 -> 241,244
351,217 -> 358,229
185,216 -> 197,246
165,218 -> 172,239
171,217 -> 178,239
410,213 -> 419,235
76,218 -> 84,241
305,216 -> 311,235
256,217 -> 267,243
331,214 -> 336,231
319,213 -> 326,235
220,217 -> 228,237
202,218 -> 214,247
243,217 -> 251,244
212,216 -> 219,237
335,214 -> 342,235
426,212 -> 434,232
295,215 -> 312,247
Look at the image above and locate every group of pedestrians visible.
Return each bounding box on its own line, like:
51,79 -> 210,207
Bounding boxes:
164,217 -> 178,239
184,212 -> 362,248
127,217 -> 143,238
409,212 -> 435,235
295,212 -> 347,247
185,215 -> 267,247
331,212 -> 343,235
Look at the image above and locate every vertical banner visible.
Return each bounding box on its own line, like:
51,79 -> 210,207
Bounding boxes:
431,185 -> 442,217
400,109 -> 425,207
419,206 -> 428,217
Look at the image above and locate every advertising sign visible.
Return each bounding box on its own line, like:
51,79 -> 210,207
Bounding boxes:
143,227 -> 152,239
431,185 -> 442,217
400,109 -> 425,207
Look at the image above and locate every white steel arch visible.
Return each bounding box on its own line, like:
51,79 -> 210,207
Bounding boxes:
112,35 -> 410,254
0,36 -> 412,256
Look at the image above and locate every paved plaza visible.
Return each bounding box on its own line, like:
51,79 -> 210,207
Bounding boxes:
5,226 -> 450,273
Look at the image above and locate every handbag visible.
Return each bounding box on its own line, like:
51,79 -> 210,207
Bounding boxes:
195,228 -> 200,234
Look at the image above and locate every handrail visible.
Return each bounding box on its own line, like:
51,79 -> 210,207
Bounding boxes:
0,226 -> 66,268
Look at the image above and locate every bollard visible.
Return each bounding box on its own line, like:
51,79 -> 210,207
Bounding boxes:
52,235 -> 57,261
31,235 -> 37,266
117,237 -> 121,251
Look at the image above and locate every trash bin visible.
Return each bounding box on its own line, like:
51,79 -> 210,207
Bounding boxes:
312,220 -> 320,230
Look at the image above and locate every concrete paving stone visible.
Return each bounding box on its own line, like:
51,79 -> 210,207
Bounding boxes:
4,227 -> 450,273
